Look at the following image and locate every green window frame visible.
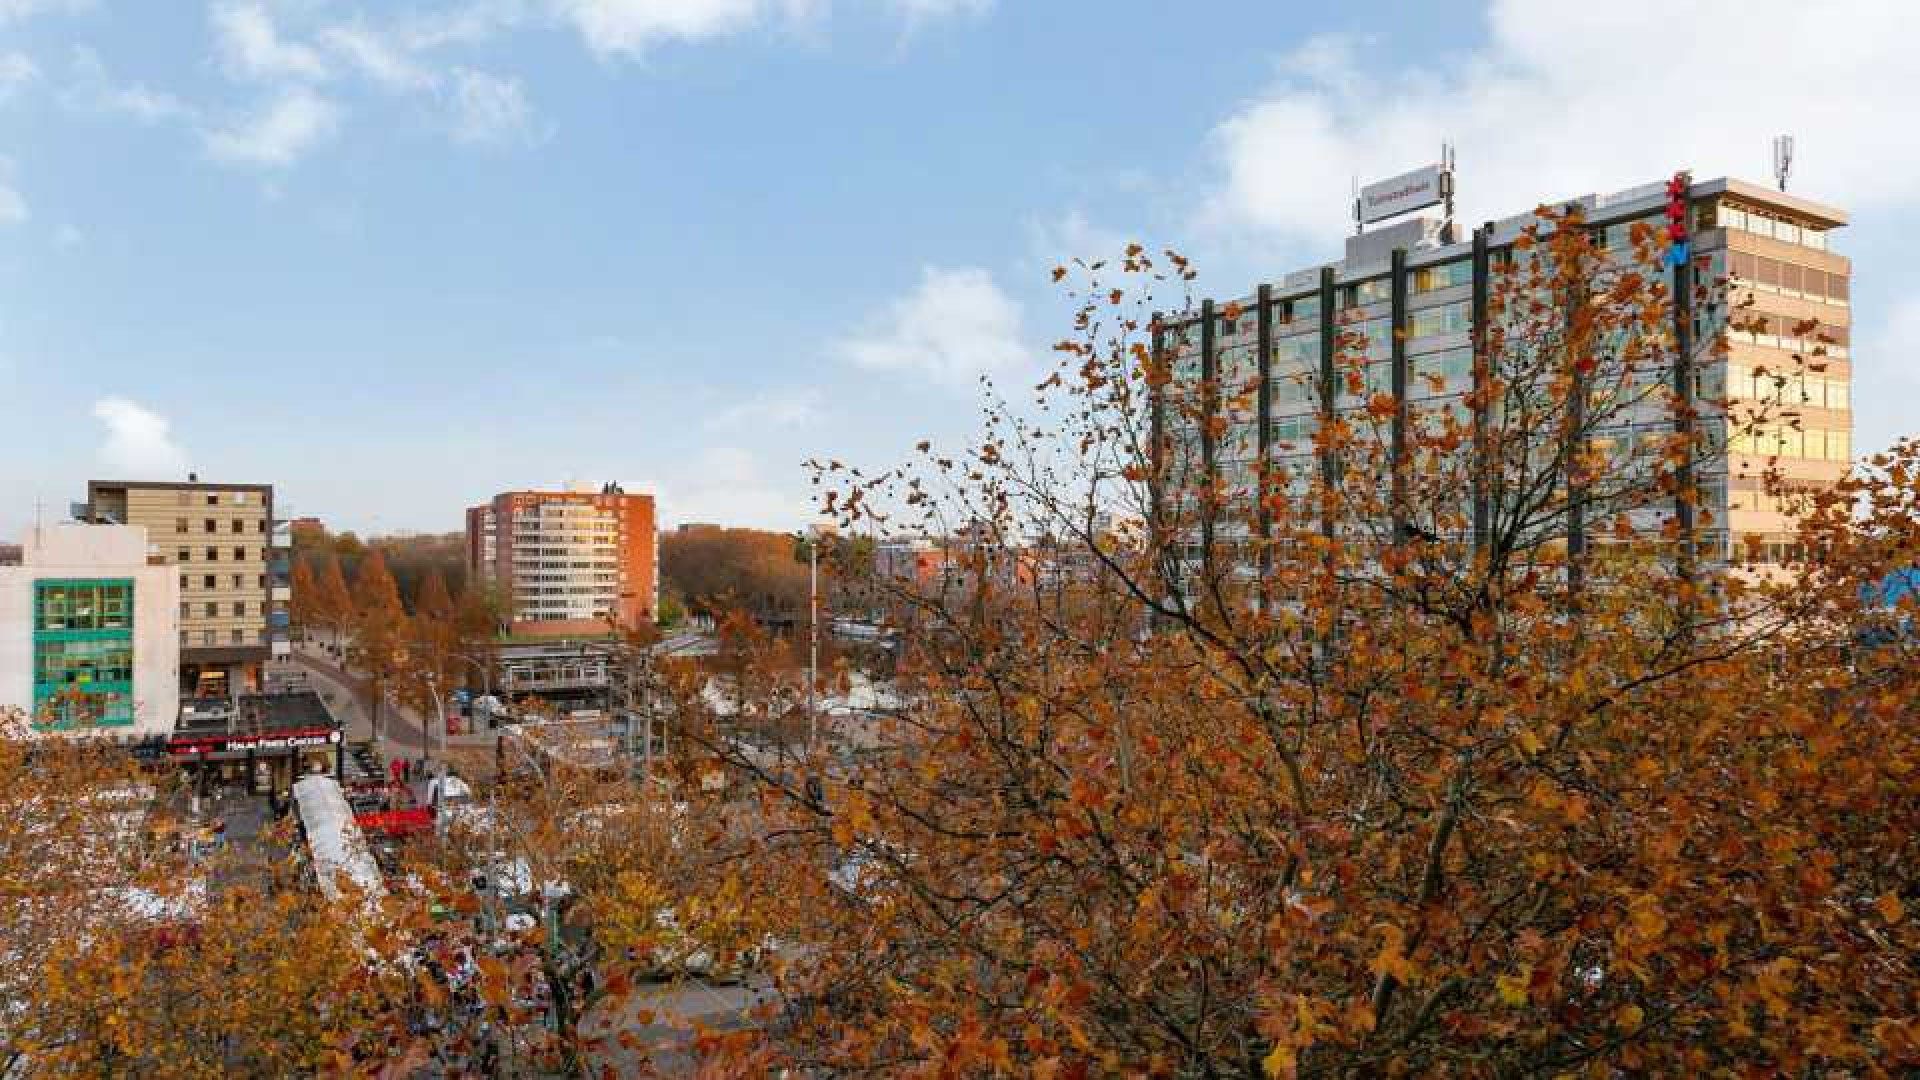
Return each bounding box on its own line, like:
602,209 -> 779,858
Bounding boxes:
32,579 -> 136,730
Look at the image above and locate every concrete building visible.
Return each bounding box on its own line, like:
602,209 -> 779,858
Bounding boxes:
0,523 -> 180,738
465,484 -> 658,637
1158,173 -> 1851,576
81,478 -> 290,697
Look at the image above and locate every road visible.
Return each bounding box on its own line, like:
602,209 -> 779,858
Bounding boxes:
288,645 -> 432,764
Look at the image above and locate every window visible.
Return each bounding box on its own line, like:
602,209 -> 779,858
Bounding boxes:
231,520 -> 244,534
205,602 -> 218,617
233,547 -> 246,561
180,574 -> 190,590
1286,296 -> 1320,325
31,580 -> 136,729
1345,278 -> 1391,307
203,574 -> 215,589
1411,260 -> 1471,293
175,518 -> 188,533
231,629 -> 244,644
176,548 -> 190,563
201,630 -> 215,646
205,547 -> 218,562
204,519 -> 215,533
231,574 -> 243,588
257,519 -> 268,533
1828,275 -> 1849,302
180,602 -> 189,619
206,494 -> 219,506
177,491 -> 191,505
1407,301 -> 1471,340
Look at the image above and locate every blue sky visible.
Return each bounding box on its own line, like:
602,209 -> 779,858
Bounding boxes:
1,0 -> 1916,537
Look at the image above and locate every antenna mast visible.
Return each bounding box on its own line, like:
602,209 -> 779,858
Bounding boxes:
1773,134 -> 1795,192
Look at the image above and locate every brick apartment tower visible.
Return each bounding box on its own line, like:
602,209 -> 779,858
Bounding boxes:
465,485 -> 657,638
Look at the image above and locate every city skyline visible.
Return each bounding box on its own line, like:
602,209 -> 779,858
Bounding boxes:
3,0 -> 1918,539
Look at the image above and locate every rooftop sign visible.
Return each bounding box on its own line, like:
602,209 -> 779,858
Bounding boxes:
1358,164 -> 1447,225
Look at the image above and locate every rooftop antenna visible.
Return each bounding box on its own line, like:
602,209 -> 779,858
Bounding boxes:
1351,174 -> 1363,235
1773,134 -> 1795,192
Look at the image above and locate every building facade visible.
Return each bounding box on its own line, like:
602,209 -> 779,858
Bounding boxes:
1158,175 -> 1851,576
82,479 -> 289,697
0,524 -> 180,738
465,485 -> 657,637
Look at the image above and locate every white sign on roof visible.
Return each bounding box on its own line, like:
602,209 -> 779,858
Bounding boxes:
1359,164 -> 1445,225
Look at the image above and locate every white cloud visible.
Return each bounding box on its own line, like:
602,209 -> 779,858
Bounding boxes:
0,52 -> 37,102
1026,207 -> 1128,268
883,0 -> 991,27
211,1 -> 328,82
92,398 -> 190,477
550,0 -> 810,58
0,182 -> 24,225
202,88 -> 339,167
66,45 -> 195,123
838,265 -> 1029,388
1202,1 -> 1920,249
645,446 -> 817,529
320,22 -> 438,92
449,67 -> 539,146
704,388 -> 825,432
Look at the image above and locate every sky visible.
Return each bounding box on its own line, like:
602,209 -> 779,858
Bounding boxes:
1,0 -> 1917,538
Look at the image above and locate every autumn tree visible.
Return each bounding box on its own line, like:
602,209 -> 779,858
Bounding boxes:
0,720 -> 397,1075
691,221 -> 1920,1076
288,555 -> 321,638
313,553 -> 354,642
416,566 -> 455,621
661,526 -> 809,620
352,549 -> 404,619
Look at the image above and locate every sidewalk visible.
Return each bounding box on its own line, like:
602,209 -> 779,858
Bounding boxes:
291,643 -> 501,781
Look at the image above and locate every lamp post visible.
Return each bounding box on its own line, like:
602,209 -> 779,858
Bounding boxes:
808,528 -> 819,754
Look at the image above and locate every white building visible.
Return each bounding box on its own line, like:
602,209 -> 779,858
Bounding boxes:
0,523 -> 180,738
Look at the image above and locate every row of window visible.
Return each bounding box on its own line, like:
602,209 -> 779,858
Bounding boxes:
34,581 -> 133,632
183,601 -> 256,618
170,517 -> 267,535
182,629 -> 269,646
1713,203 -> 1831,252
1727,251 -> 1848,304
181,573 -> 271,592
33,638 -> 134,726
1713,365 -> 1850,411
1728,425 -> 1851,462
175,546 -> 263,563
167,490 -> 255,506
1725,318 -> 1850,358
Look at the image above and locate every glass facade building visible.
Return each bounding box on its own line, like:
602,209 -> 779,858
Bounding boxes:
31,579 -> 136,729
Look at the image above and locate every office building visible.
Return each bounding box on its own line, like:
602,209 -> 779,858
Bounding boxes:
81,478 -> 290,697
1158,173 -> 1850,575
0,523 -> 180,738
465,484 -> 658,637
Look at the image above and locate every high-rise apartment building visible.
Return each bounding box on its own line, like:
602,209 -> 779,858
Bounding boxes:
1158,174 -> 1850,575
81,478 -> 289,697
0,523 -> 180,737
465,485 -> 657,637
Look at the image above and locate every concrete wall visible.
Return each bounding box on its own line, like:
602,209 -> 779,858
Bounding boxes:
0,524 -> 179,738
